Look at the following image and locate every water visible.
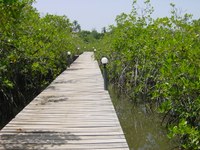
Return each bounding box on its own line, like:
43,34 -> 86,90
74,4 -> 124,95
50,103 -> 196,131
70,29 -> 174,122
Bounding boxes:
109,87 -> 177,150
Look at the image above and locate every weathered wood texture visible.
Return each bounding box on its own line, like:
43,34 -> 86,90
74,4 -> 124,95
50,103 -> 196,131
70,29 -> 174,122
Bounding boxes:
0,52 -> 129,150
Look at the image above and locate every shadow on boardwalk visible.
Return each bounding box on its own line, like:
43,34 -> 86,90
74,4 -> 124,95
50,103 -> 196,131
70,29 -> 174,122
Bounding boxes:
1,131 -> 80,149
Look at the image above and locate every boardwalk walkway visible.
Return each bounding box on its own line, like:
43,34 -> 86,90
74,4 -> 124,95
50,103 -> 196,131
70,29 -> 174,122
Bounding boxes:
0,52 -> 129,150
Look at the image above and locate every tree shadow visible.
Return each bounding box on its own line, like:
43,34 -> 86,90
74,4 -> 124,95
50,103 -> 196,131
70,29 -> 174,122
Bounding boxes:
1,131 -> 81,149
53,79 -> 78,84
36,96 -> 68,105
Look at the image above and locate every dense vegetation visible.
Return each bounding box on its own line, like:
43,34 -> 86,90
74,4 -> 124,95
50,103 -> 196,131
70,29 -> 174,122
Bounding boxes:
0,0 -> 84,128
0,0 -> 199,149
95,1 -> 200,149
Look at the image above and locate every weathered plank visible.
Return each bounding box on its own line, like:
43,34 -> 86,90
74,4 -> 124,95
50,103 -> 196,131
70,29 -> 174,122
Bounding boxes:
0,52 -> 129,150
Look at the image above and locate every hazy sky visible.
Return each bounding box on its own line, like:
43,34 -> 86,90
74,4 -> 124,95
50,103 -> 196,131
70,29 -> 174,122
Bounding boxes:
33,0 -> 200,32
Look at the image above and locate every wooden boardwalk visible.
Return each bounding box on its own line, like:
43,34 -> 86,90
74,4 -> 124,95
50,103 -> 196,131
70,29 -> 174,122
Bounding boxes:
0,52 -> 129,150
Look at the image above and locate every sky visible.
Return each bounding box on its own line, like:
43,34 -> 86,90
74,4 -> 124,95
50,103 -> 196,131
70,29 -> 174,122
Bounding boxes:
33,0 -> 200,32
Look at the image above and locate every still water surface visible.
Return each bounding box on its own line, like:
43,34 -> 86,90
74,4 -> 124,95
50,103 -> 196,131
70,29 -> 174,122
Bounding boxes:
109,87 -> 177,150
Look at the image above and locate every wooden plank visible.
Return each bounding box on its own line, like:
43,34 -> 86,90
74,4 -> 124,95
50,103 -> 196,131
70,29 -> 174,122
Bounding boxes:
0,52 -> 129,150
0,144 -> 128,150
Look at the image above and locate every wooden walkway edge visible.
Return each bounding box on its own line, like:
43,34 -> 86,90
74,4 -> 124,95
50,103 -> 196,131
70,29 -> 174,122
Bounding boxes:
0,52 -> 129,150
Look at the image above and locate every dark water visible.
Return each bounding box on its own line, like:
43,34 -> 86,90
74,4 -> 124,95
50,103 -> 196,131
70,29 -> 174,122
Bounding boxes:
109,87 -> 177,150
